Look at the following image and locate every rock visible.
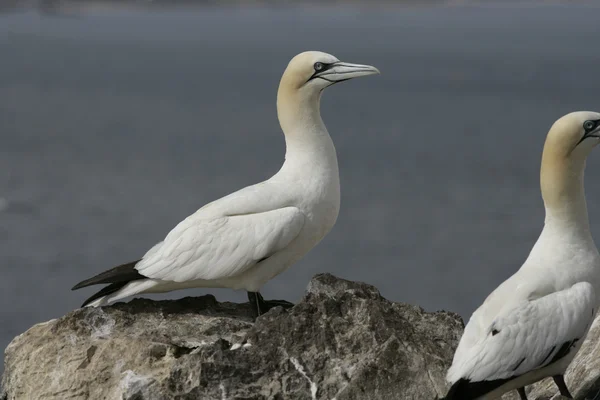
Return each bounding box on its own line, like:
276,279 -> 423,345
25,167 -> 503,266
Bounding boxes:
4,273 -> 600,400
1,273 -> 462,400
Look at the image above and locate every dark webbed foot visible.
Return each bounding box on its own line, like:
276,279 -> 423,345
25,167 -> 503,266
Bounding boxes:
517,387 -> 528,400
247,292 -> 294,318
553,375 -> 573,398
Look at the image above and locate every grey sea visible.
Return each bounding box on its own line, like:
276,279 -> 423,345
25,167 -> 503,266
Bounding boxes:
2,2 -> 600,368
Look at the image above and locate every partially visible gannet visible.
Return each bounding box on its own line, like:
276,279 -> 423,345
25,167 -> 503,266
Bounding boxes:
443,112 -> 600,400
72,51 -> 379,317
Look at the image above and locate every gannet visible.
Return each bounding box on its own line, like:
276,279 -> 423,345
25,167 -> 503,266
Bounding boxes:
71,51 -> 379,317
442,112 -> 600,400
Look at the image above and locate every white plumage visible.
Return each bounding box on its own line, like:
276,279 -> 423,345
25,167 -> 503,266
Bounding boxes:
444,111 -> 600,400
448,282 -> 595,382
137,206 -> 305,283
72,51 -> 379,312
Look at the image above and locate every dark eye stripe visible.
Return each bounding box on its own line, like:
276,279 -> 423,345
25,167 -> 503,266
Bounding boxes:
315,62 -> 334,72
307,62 -> 337,83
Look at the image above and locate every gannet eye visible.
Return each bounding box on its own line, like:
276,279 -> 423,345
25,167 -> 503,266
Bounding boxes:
584,120 -> 596,131
314,62 -> 324,72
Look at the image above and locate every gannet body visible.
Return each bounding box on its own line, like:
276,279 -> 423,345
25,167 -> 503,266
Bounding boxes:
443,112 -> 600,400
72,51 -> 379,316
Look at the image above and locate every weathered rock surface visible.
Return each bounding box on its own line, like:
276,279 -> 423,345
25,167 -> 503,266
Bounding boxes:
5,273 -> 600,400
1,274 -> 462,400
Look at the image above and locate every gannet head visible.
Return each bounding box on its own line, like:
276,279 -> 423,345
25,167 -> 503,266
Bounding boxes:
277,51 -> 379,134
280,51 -> 380,94
541,111 -> 600,211
546,111 -> 600,158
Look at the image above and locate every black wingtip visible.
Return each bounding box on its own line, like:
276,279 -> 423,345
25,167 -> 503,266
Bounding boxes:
72,259 -> 143,291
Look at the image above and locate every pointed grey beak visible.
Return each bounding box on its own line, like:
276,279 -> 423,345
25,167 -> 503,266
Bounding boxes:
314,62 -> 380,83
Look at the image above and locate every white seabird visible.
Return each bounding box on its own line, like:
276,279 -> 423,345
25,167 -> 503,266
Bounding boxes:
443,112 -> 600,400
72,51 -> 379,316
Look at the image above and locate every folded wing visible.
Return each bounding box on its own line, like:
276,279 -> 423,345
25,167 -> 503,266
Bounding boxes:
446,282 -> 595,394
135,206 -> 305,282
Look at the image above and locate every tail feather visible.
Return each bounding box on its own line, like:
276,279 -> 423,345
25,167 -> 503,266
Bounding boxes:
81,281 -> 130,307
441,379 -> 465,400
82,279 -> 159,307
73,259 -> 148,307
441,378 -> 512,400
72,260 -> 144,290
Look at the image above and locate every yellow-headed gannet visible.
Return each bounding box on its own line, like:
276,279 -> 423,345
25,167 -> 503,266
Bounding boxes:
442,112 -> 600,400
72,51 -> 379,317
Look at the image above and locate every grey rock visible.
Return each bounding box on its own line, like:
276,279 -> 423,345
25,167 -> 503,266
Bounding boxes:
1,273 -> 462,400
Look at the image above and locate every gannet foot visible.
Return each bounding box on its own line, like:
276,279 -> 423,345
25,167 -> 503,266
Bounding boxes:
517,387 -> 528,400
247,292 -> 294,318
552,375 -> 573,398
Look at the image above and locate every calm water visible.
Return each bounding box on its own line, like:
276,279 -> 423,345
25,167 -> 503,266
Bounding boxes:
2,4 -> 600,367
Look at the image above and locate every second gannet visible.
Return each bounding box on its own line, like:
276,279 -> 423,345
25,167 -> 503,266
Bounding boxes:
443,112 -> 600,400
72,51 -> 379,316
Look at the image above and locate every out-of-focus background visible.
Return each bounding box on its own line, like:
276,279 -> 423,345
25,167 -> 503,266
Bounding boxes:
1,0 -> 600,367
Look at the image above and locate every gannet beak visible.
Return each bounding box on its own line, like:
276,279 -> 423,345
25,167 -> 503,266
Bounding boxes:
314,62 -> 380,83
576,124 -> 600,146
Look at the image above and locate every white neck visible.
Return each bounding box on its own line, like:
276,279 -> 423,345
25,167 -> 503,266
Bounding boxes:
541,155 -> 590,234
527,152 -> 596,268
275,86 -> 339,178
524,115 -> 600,280
521,156 -> 600,293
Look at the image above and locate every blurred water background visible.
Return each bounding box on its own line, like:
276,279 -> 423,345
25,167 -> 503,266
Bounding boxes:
2,1 -> 600,368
